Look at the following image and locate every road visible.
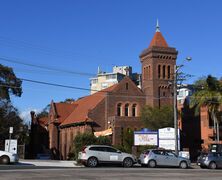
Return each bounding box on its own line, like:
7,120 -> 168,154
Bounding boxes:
0,167 -> 222,180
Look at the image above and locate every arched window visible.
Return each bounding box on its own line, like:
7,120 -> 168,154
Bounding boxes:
163,65 -> 166,79
168,65 -> 171,79
126,83 -> 128,90
125,104 -> 129,116
117,103 -> 122,116
158,65 -> 161,79
148,66 -> 151,79
143,67 -> 146,80
132,104 -> 137,117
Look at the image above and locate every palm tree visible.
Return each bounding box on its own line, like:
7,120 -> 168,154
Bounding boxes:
190,75 -> 222,142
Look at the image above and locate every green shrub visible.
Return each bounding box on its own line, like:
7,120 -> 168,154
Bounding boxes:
69,132 -> 112,160
136,145 -> 157,156
113,144 -> 126,152
95,136 -> 112,145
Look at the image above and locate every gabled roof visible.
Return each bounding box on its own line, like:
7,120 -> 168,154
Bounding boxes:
51,102 -> 77,124
149,31 -> 168,48
112,76 -> 144,95
61,84 -> 118,126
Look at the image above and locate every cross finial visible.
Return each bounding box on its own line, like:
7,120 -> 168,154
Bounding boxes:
156,19 -> 160,32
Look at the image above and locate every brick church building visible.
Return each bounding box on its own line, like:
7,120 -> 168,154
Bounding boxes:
30,23 -> 180,160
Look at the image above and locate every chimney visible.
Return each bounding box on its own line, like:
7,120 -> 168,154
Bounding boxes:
30,111 -> 37,125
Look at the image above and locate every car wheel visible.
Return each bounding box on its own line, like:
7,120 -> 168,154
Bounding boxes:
0,155 -> 10,164
148,160 -> 156,168
87,157 -> 98,167
123,158 -> 133,167
179,161 -> 188,169
208,162 -> 217,169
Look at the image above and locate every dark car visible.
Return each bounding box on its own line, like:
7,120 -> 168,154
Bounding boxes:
197,152 -> 222,169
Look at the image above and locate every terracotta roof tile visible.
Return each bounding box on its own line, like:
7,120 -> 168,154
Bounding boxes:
61,84 -> 118,126
53,103 -> 78,123
149,31 -> 168,48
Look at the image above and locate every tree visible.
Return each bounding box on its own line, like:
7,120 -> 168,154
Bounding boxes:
60,98 -> 75,103
190,75 -> 222,142
122,128 -> 134,153
140,105 -> 174,130
0,101 -> 29,148
36,104 -> 50,119
0,64 -> 28,148
0,64 -> 22,100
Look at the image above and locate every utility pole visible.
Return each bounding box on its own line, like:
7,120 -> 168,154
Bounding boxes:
174,57 -> 192,156
174,65 -> 179,156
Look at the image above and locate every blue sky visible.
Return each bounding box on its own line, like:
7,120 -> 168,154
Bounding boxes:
0,0 -> 222,122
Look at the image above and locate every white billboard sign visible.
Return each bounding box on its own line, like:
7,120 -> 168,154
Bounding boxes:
158,127 -> 180,150
134,133 -> 158,146
158,127 -> 179,139
5,139 -> 17,154
158,139 -> 180,150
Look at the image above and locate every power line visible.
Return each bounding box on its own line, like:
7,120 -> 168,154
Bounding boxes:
0,56 -> 96,77
20,78 -> 94,91
0,36 -> 124,68
0,36 -> 93,59
1,78 -> 222,102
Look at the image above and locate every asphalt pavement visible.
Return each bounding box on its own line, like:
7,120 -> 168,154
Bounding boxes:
0,167 -> 222,180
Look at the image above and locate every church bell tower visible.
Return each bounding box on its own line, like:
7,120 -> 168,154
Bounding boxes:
140,20 -> 178,107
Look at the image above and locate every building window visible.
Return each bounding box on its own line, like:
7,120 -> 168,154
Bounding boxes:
163,65 -> 166,79
146,67 -> 148,79
117,103 -> 122,116
125,104 -> 129,116
91,79 -> 98,84
143,67 -> 146,80
168,66 -> 171,79
163,92 -> 166,97
148,66 -> 151,79
126,83 -> 128,90
106,74 -> 116,80
158,65 -> 161,79
132,104 -> 137,117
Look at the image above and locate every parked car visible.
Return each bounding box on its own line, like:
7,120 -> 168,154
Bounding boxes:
197,152 -> 222,169
78,145 -> 137,167
138,149 -> 191,169
0,150 -> 19,164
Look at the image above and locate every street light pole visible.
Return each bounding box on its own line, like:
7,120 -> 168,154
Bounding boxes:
174,57 -> 192,156
174,65 -> 179,156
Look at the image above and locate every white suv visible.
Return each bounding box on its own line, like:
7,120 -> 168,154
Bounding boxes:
78,145 -> 137,167
0,150 -> 19,164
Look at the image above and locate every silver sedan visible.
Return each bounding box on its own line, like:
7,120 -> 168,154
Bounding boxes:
138,149 -> 191,168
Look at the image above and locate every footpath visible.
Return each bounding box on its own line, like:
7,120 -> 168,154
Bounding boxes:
18,159 -> 82,167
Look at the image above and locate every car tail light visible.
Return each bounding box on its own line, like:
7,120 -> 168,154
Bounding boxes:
144,152 -> 149,158
82,146 -> 87,153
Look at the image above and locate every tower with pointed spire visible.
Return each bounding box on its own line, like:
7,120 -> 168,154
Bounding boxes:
140,20 -> 178,107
